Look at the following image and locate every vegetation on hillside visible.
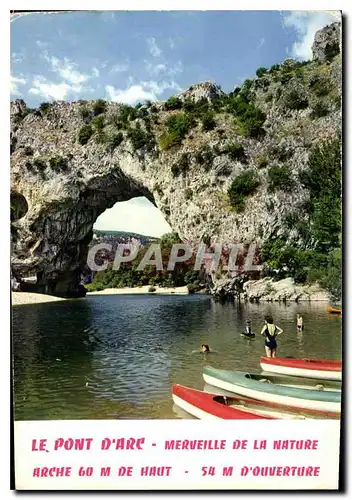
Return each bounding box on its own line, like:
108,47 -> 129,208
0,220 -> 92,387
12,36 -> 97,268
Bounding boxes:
260,137 -> 341,300
12,32 -> 341,300
86,232 -> 205,292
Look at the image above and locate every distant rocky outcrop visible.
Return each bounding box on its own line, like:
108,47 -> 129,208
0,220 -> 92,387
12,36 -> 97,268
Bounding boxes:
178,81 -> 224,103
10,23 -> 341,297
211,276 -> 329,302
312,22 -> 341,61
242,277 -> 329,302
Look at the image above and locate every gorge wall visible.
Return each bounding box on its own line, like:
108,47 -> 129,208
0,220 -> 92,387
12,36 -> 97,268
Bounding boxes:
10,23 -> 341,297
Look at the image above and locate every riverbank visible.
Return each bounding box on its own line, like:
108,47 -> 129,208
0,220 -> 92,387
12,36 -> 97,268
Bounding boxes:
212,277 -> 331,302
87,285 -> 190,296
11,286 -> 203,305
11,292 -> 68,306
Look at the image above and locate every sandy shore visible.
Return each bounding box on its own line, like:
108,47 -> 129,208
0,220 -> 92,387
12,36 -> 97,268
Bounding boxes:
11,286 -> 192,305
87,285 -> 189,296
11,292 -> 68,306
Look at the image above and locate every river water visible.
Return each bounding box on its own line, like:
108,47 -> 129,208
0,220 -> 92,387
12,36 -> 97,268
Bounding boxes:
12,295 -> 342,420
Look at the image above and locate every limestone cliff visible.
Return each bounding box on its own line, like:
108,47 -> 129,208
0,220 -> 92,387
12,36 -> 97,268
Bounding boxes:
10,23 -> 342,297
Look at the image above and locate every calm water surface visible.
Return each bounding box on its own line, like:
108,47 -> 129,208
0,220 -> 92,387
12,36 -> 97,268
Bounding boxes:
12,295 -> 342,420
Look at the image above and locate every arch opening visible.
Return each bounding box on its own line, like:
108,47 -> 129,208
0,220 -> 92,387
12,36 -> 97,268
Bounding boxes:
11,178 -> 175,297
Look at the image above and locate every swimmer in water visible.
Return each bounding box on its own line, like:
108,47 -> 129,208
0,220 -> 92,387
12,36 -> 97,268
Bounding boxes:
296,314 -> 304,331
201,344 -> 210,353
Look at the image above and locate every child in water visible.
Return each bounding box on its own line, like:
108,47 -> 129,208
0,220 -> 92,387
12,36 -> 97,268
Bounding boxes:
245,321 -> 254,336
296,314 -> 304,331
191,344 -> 212,355
241,320 -> 255,338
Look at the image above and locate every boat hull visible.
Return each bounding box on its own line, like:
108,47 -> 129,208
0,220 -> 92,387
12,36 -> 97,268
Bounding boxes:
327,307 -> 342,314
172,384 -> 340,420
172,385 -> 272,419
202,367 -> 341,414
260,356 -> 342,381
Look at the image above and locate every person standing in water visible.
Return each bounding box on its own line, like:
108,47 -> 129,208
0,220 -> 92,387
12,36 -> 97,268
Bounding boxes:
245,320 -> 253,335
260,315 -> 283,358
296,314 -> 303,331
241,320 -> 255,338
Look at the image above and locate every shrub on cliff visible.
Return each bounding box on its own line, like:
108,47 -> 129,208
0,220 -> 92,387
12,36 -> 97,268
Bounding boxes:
201,112 -> 216,131
222,142 -> 246,162
23,146 -> 33,156
12,107 -> 32,124
127,123 -> 155,152
240,106 -> 266,137
239,79 -> 253,102
267,165 -> 294,192
256,67 -> 268,78
183,97 -> 209,118
168,113 -> 196,136
284,89 -> 309,110
39,102 -> 52,115
299,137 -> 341,201
160,113 -> 196,150
226,96 -> 266,137
115,104 -> 137,126
255,77 -> 270,90
171,153 -> 190,176
309,75 -> 332,96
228,170 -> 260,212
91,115 -> 105,130
164,96 -> 183,110
136,107 -> 149,119
195,145 -> 214,170
95,131 -> 107,144
32,158 -> 46,171
92,99 -> 107,116
78,125 -> 93,145
310,102 -> 329,119
299,137 -> 341,252
184,188 -> 193,200
79,106 -> 91,122
325,41 -> 340,61
269,64 -> 280,73
256,154 -> 268,168
107,132 -> 124,152
49,156 -> 68,171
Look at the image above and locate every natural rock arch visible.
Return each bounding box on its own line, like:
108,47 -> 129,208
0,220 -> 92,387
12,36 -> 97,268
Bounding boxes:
11,166 -> 159,297
10,23 -> 341,297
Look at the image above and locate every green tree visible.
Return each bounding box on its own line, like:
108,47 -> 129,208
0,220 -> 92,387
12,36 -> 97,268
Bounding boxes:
228,170 -> 260,212
256,67 -> 268,78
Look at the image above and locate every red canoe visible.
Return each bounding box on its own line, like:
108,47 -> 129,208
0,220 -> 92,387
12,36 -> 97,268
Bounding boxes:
260,356 -> 342,381
172,384 -> 339,420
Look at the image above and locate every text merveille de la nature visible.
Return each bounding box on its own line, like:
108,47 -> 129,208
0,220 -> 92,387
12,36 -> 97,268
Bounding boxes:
30,436 -> 321,479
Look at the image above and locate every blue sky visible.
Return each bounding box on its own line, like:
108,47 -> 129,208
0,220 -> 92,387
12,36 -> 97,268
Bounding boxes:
10,10 -> 340,236
11,10 -> 340,106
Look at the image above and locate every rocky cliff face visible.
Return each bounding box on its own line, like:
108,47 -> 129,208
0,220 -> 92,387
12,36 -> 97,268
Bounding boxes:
10,23 -> 342,297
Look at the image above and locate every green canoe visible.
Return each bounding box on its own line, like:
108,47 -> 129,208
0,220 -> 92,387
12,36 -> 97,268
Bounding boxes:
203,366 -> 341,413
